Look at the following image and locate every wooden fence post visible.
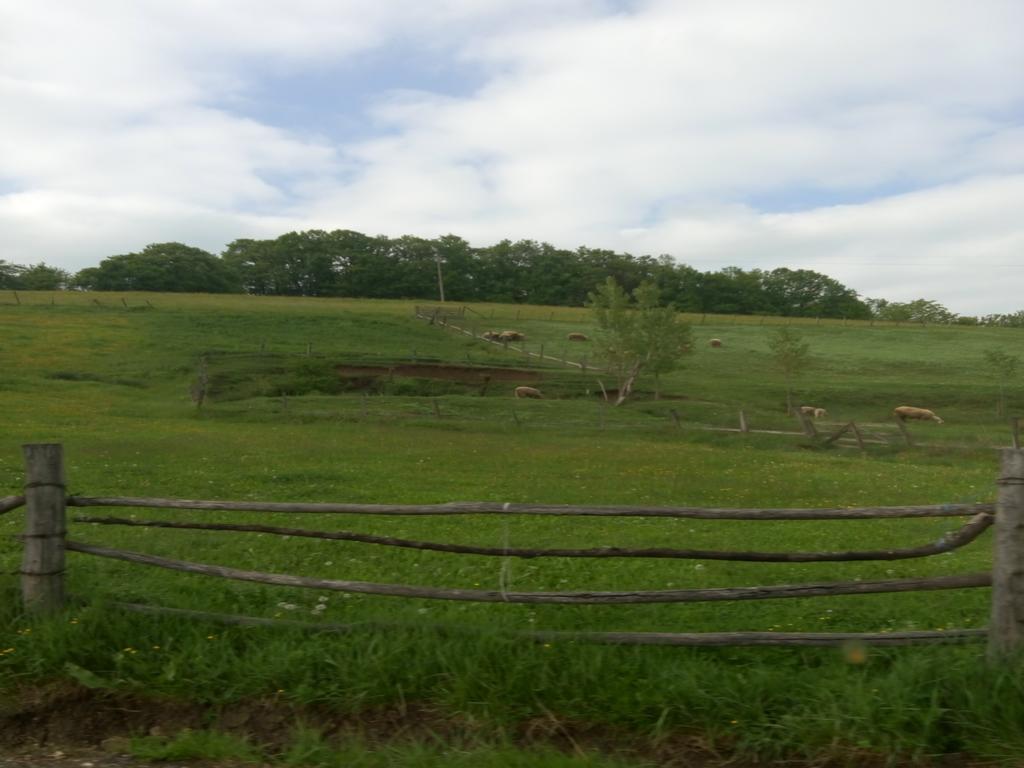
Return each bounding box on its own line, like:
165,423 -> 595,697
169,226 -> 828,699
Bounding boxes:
894,417 -> 913,447
1012,417 -> 1020,450
21,444 -> 66,615
796,410 -> 817,438
989,449 -> 1024,659
739,410 -> 749,433
849,421 -> 866,451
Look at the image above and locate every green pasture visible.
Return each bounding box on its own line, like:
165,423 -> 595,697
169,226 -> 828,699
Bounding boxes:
2,291 -> 1024,764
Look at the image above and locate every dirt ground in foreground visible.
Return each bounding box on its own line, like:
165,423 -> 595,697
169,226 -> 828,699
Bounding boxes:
0,683 -> 995,768
0,747 -> 244,768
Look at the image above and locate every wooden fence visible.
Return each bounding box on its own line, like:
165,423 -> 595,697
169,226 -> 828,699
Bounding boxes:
7,444 -> 1024,656
414,307 -> 592,371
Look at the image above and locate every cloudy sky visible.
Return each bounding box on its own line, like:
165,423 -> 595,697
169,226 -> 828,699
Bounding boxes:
2,0 -> 1022,313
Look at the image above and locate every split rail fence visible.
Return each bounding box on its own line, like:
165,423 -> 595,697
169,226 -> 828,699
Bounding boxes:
6,444 -> 1024,656
414,306 -> 593,371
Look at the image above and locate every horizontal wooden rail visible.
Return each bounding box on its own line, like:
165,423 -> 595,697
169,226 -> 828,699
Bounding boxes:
110,602 -> 988,647
66,496 -> 995,520
72,511 -> 994,563
66,540 -> 992,604
0,495 -> 25,515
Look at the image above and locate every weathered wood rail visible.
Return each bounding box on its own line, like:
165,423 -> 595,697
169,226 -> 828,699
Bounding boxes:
0,494 -> 26,515
70,511 -> 992,562
11,443 -> 1024,655
58,541 -> 994,604
65,496 -> 993,519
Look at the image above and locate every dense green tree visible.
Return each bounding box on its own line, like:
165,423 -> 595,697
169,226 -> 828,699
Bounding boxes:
60,228 -> 899,316
761,268 -> 870,318
333,231 -> 396,298
221,238 -> 274,294
651,257 -> 702,311
273,230 -> 342,296
519,242 -> 580,305
695,268 -> 772,315
474,239 -> 533,303
0,260 -> 25,288
432,234 -> 478,302
383,235 -> 444,299
75,243 -> 241,293
18,263 -> 72,290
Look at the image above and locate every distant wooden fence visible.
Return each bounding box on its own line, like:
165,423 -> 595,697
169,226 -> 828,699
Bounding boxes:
414,307 -> 592,371
8,444 -> 1024,656
414,305 -> 466,324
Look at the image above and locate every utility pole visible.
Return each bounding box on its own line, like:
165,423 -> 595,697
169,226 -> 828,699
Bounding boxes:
434,255 -> 446,303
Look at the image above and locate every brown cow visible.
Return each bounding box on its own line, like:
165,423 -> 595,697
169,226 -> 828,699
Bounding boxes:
514,386 -> 543,399
567,332 -> 589,342
893,406 -> 944,424
709,338 -> 722,348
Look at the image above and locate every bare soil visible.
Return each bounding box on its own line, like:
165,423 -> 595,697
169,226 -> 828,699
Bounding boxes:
0,683 -> 990,768
335,363 -> 541,384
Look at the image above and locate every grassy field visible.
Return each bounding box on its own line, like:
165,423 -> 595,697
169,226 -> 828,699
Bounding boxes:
2,291 -> 1024,765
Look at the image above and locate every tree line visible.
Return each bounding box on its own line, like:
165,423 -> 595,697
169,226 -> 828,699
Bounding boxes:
2,230 -> 1018,324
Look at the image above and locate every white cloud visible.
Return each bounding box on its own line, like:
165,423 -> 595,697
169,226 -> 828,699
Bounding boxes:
1,0 -> 1022,313
613,175 -> 1024,311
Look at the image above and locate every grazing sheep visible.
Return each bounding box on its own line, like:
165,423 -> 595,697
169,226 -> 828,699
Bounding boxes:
482,330 -> 501,341
800,406 -> 828,419
514,386 -> 543,399
893,406 -> 944,424
499,330 -> 525,342
567,332 -> 589,342
709,338 -> 722,348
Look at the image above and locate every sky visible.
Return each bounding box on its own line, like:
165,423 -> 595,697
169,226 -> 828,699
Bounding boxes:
2,0 -> 1022,314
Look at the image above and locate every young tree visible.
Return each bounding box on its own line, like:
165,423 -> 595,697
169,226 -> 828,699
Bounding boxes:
868,298 -> 956,324
588,278 -> 692,405
633,282 -> 693,399
983,348 -> 1020,417
767,326 -> 811,415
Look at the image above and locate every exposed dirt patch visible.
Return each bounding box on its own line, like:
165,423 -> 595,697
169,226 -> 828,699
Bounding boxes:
0,684 -> 992,768
336,363 -> 541,384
